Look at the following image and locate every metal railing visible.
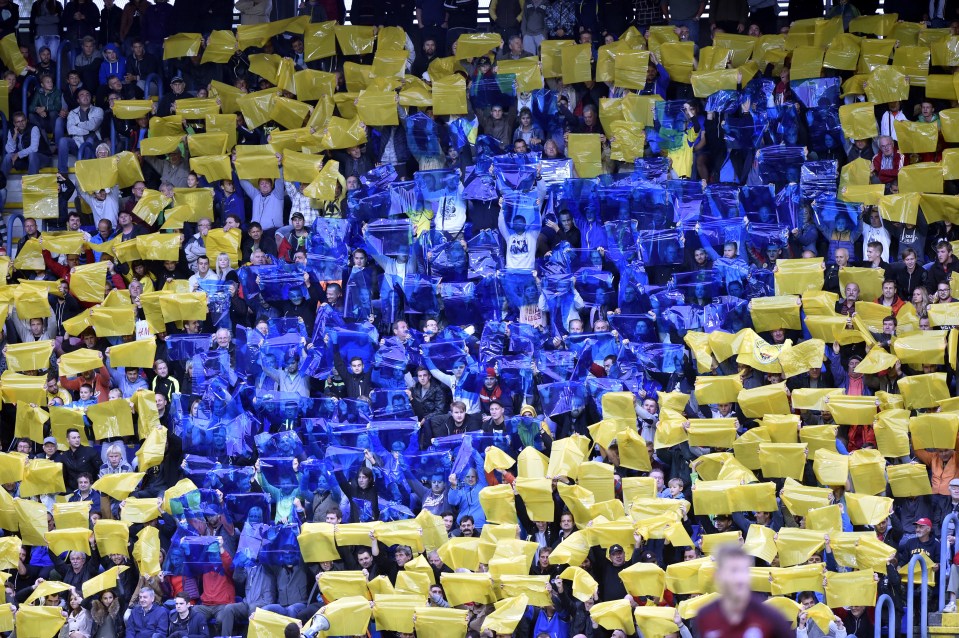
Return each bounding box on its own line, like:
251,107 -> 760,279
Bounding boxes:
143,73 -> 163,101
907,552 -> 930,638
6,212 -> 23,258
20,74 -> 36,115
875,593 -> 896,638
941,512 -> 959,612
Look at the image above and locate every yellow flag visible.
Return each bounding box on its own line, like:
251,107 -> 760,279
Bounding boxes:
759,443 -> 808,480
813,448 -> 849,486
895,119 -> 940,153
121,497 -> 160,523
480,595 -> 528,634
15,498 -> 49,545
163,32 -> 202,58
441,572 -> 496,607
633,606 -> 679,638
413,607 -> 467,638
589,599 -> 636,632
249,608 -> 301,638
866,65 -> 909,103
0,34 -> 26,74
16,605 -> 65,638
20,458 -> 65,497
52,503 -> 91,531
4,340 -> 53,373
826,395 -> 879,426
497,58 -> 543,92
567,133 -> 602,178
887,463 -> 933,497
46,527 -> 93,555
87,399 -> 135,440
894,330 -> 947,364
899,371 -> 949,409
74,157 -> 120,192
775,259 -> 825,295
845,492 -> 893,526
849,448 -> 887,495
21,174 -> 59,220
95,519 -> 131,557
431,75 -> 467,116
824,570 -> 878,608
618,562 -> 665,598
897,165 -> 943,196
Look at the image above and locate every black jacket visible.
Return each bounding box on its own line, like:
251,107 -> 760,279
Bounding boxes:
410,381 -> 447,421
168,609 -> 210,638
61,445 -> 101,491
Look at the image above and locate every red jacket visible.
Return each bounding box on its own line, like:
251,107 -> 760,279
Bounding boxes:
872,150 -> 906,184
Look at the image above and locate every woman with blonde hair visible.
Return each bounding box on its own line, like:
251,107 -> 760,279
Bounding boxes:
912,286 -> 930,318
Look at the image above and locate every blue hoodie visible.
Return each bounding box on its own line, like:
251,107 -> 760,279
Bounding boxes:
99,44 -> 126,86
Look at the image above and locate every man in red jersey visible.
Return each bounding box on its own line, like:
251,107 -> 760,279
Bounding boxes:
697,545 -> 793,638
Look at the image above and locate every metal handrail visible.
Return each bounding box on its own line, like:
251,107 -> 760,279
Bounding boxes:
875,593 -> 896,638
941,512 -> 959,611
144,73 -> 163,101
20,75 -> 37,115
907,552 -> 930,638
6,212 -> 23,258
57,39 -> 71,88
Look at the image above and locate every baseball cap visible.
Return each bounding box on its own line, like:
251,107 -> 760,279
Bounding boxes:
43,436 -> 57,445
485,367 -> 496,378
950,478 -> 959,488
609,544 -> 625,554
170,74 -> 185,84
291,211 -> 305,220
477,56 -> 492,66
915,517 -> 933,527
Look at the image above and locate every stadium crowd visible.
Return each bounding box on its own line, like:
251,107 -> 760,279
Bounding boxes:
0,0 -> 955,637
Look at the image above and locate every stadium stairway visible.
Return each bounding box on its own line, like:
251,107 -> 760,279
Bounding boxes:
930,612 -> 959,636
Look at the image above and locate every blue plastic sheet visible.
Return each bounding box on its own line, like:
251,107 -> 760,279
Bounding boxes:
470,74 -> 516,110
791,77 -> 841,109
462,165 -> 498,201
258,525 -> 302,565
405,112 -> 443,159
765,104 -> 801,146
701,183 -> 741,221
800,160 -> 839,203
638,229 -> 684,265
755,146 -> 806,184
224,493 -> 271,524
632,157 -> 671,182
667,179 -> 704,224
181,536 -> 223,576
502,191 -> 541,232
537,381 -> 588,417
739,185 -> 779,224
448,116 -> 478,150
608,313 -> 657,342
495,164 -> 538,194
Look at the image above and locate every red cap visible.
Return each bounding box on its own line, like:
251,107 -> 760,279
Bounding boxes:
915,518 -> 933,527
485,367 -> 496,378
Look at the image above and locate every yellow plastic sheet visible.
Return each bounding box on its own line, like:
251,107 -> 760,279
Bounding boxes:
750,295 -> 801,332
895,119 -> 940,154
561,43 -> 593,85
4,340 -> 53,373
882,465 -> 932,504
0,34 -> 26,75
163,32 -> 202,59
845,492 -> 893,526
21,174 -> 59,219
567,134 -> 602,179
758,443 -> 808,480
431,75 -> 467,116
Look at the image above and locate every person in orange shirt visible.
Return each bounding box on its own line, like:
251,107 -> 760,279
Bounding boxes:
915,446 -> 959,496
